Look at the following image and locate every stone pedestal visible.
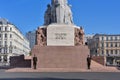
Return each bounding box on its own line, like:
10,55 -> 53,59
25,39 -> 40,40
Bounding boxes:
36,24 -> 85,46
47,24 -> 74,46
32,45 -> 89,70
33,24 -> 89,71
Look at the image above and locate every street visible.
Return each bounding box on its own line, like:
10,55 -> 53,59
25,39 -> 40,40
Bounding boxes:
0,70 -> 120,80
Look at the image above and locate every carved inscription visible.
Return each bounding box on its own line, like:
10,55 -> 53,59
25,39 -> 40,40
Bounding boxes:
55,33 -> 67,40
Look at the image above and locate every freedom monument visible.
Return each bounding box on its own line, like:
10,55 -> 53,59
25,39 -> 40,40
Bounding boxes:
32,0 -> 89,70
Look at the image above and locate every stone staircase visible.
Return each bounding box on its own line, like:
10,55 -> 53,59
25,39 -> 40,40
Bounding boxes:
91,60 -> 118,72
6,59 -> 120,72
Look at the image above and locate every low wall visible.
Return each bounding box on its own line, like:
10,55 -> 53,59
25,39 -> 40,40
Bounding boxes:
10,55 -> 31,68
92,56 -> 105,65
32,46 -> 90,69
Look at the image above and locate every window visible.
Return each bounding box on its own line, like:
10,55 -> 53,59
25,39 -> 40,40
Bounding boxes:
111,36 -> 113,41
5,33 -> 7,38
102,50 -> 104,55
106,43 -> 108,47
9,49 -> 12,53
0,41 -> 1,47
4,41 -> 7,46
106,50 -> 109,54
0,34 -> 1,38
106,37 -> 109,41
5,27 -> 7,31
102,43 -> 104,47
96,43 -> 98,47
10,34 -> 12,38
3,55 -> 7,62
9,45 -> 12,53
110,43 -> 113,47
115,36 -> 118,40
115,43 -> 117,47
0,27 -> 1,31
102,36 -> 104,41
115,50 -> 118,54
10,28 -> 12,31
0,56 -> 1,62
111,50 -> 113,54
4,47 -> 7,54
10,41 -> 12,46
106,50 -> 109,56
0,48 -> 1,53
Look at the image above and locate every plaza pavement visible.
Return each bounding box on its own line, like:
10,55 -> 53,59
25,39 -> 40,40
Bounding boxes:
6,60 -> 120,72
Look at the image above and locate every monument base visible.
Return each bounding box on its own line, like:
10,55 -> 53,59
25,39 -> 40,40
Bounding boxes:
32,46 -> 90,70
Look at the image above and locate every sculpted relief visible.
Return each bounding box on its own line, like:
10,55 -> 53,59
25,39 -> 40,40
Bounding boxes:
36,28 -> 46,46
75,27 -> 84,46
36,27 -> 84,46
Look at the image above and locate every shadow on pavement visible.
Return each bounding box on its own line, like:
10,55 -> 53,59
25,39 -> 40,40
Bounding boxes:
0,78 -> 90,80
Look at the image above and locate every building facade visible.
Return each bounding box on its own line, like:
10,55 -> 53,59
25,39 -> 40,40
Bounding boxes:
0,18 -> 30,66
26,31 -> 36,49
88,34 -> 120,66
84,34 -> 94,45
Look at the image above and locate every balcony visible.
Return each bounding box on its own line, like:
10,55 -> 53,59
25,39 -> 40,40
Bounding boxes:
106,54 -> 120,57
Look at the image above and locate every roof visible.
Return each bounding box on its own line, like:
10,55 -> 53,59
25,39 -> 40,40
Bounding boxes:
94,34 -> 120,37
0,18 -> 11,25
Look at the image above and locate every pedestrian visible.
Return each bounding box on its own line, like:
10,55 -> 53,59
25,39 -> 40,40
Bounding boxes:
87,55 -> 91,69
33,54 -> 37,69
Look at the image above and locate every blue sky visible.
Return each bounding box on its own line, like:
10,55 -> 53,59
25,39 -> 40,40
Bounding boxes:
0,0 -> 120,35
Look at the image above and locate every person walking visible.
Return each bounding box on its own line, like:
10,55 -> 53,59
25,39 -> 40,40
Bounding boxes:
33,54 -> 38,69
87,55 -> 91,69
